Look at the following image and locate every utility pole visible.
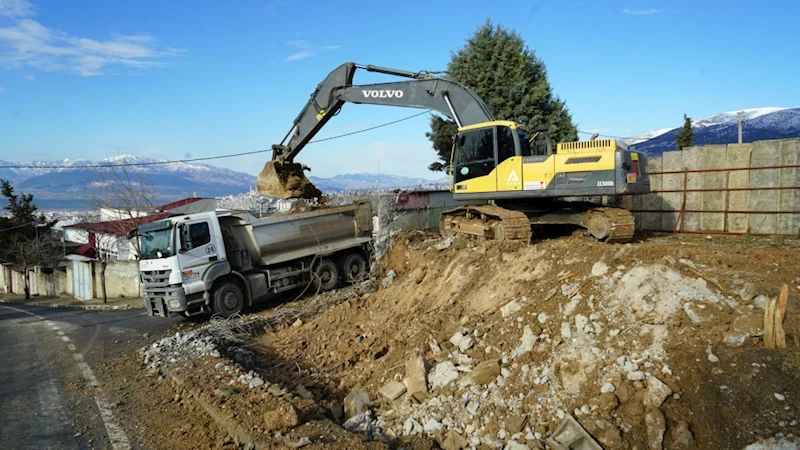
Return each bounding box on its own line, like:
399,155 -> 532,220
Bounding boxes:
737,111 -> 744,144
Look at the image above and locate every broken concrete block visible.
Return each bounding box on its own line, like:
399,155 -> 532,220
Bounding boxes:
683,302 -> 713,325
643,377 -> 673,408
441,430 -> 468,450
645,407 -> 666,450
379,380 -> 406,402
429,361 -> 459,389
504,415 -> 528,434
405,356 -> 428,402
344,387 -> 370,419
381,269 -> 397,288
500,300 -> 522,318
459,359 -> 500,386
669,420 -> 695,449
723,331 -> 748,347
546,413 -> 602,450
449,330 -> 473,352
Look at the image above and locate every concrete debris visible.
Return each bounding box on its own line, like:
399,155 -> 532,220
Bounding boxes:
441,430 -> 468,450
435,236 -> 456,251
381,270 -> 397,288
627,371 -> 646,381
684,302 -> 714,325
753,294 -> 768,309
248,377 -> 264,389
500,300 -> 522,318
459,359 -> 500,386
379,380 -> 407,402
429,362 -> 460,389
600,382 -> 616,393
344,387 -> 370,419
504,415 -> 528,434
511,326 -> 537,358
723,331 -> 748,347
645,407 -> 667,450
449,330 -> 474,353
546,413 -> 602,450
739,282 -> 758,301
644,377 -> 673,408
405,356 -> 429,402
591,261 -> 609,277
669,421 -> 695,449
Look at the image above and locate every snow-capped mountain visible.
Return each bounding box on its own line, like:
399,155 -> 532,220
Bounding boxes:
0,155 -> 448,203
0,155 -> 257,199
629,107 -> 800,155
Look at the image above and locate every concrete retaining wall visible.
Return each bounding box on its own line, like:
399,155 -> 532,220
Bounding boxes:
627,138 -> 800,235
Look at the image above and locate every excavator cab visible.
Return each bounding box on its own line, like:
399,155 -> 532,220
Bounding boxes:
451,121 -> 528,194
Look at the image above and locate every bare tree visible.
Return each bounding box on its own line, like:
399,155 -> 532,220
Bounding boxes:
82,163 -> 158,303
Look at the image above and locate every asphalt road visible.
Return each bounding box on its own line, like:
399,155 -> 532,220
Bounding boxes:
0,303 -> 187,450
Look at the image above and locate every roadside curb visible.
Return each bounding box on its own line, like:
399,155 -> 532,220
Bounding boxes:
0,299 -> 143,311
165,369 -> 266,449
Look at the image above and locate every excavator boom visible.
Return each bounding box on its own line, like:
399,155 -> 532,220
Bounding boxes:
258,62 -> 494,198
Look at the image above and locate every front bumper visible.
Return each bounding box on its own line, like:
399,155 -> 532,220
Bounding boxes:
143,285 -> 187,317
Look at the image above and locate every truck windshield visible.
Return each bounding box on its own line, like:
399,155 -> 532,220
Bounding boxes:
140,227 -> 175,260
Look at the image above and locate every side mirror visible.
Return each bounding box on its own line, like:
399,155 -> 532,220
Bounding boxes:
126,229 -> 138,240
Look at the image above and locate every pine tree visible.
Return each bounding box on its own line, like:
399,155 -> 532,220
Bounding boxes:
675,113 -> 695,150
427,21 -> 577,172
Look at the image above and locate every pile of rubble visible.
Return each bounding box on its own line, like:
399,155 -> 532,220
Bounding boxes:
247,232 -> 799,449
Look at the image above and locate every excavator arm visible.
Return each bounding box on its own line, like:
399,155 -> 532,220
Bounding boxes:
258,62 -> 495,198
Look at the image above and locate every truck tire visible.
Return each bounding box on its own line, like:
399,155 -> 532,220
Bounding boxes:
339,252 -> 367,283
314,259 -> 339,292
213,281 -> 244,318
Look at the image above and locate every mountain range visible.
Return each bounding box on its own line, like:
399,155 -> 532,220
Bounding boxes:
0,155 -> 445,202
625,107 -> 800,155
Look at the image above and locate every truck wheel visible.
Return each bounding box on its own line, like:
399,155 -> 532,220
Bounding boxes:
213,282 -> 244,318
314,259 -> 339,291
339,252 -> 367,283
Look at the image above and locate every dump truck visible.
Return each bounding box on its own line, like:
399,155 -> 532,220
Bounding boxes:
133,201 -> 373,317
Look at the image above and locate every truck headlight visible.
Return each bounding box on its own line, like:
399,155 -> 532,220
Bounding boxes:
168,299 -> 182,309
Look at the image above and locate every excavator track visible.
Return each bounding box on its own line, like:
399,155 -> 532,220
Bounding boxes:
586,207 -> 636,244
440,205 -> 532,242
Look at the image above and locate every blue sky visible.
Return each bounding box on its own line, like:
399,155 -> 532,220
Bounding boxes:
1,0 -> 798,179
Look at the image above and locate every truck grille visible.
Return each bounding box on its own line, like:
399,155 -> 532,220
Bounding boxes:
141,269 -> 170,288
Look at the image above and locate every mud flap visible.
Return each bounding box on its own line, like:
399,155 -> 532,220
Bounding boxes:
256,161 -> 323,199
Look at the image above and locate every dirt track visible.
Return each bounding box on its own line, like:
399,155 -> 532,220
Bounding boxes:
99,232 -> 800,449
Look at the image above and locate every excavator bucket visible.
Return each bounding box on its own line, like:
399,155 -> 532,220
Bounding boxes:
256,161 -> 322,199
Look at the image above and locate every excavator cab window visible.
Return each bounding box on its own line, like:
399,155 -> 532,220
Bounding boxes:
496,126 -> 516,164
517,128 -> 532,157
453,127 -> 496,184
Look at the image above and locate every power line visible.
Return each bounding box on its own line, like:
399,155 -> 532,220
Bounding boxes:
0,110 -> 432,170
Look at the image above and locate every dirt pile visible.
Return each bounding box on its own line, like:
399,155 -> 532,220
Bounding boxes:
245,232 -> 800,449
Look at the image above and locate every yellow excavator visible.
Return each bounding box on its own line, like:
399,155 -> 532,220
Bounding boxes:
258,62 -> 650,243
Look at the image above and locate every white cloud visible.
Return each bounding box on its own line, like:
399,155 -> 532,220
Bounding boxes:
0,0 -> 33,18
0,87 -> 4,95
0,4 -> 182,76
285,51 -> 314,61
283,40 -> 339,62
24,74 -> 34,80
622,8 -> 659,15
286,39 -> 310,48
